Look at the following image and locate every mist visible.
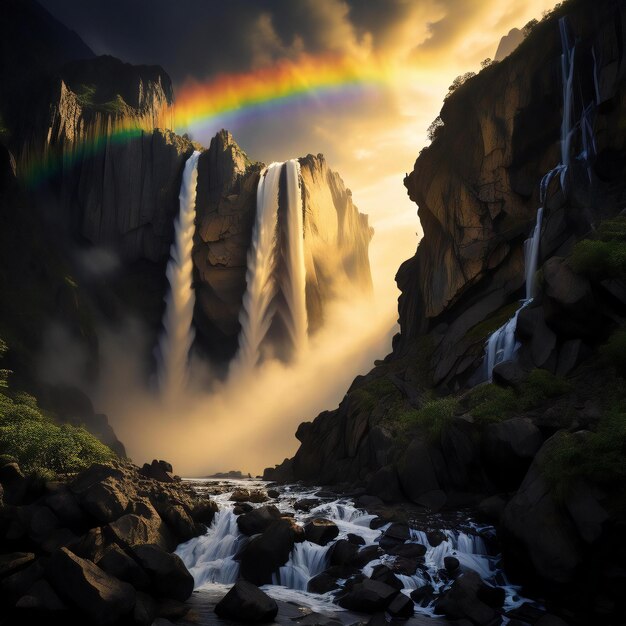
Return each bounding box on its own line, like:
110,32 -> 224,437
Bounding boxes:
93,209 -> 418,477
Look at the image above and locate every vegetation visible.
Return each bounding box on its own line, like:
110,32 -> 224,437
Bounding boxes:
396,397 -> 460,441
426,115 -> 444,142
569,216 -> 626,280
0,338 -> 115,476
74,83 -> 128,115
600,329 -> 626,375
446,72 -> 476,99
465,302 -> 521,344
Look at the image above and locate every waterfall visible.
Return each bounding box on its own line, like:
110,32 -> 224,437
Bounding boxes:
279,160 -> 308,355
231,159 -> 307,373
482,17 -> 582,381
157,150 -> 201,398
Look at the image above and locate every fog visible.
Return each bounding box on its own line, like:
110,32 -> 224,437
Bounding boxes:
94,208 -> 418,477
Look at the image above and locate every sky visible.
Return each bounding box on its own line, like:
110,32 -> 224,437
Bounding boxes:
41,0 -> 560,294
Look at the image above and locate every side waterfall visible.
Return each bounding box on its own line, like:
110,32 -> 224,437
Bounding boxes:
157,150 -> 201,398
483,18 -> 587,380
231,159 -> 307,372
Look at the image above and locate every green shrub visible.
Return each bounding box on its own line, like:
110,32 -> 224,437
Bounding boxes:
569,239 -> 626,280
600,330 -> 626,375
597,216 -> 626,242
397,397 -> 459,440
352,376 -> 400,413
465,302 -> 521,344
466,384 -> 517,423
522,368 -> 571,404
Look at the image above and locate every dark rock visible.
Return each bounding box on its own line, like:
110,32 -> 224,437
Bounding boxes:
415,489 -> 448,512
214,580 -> 278,623
44,488 -> 85,528
411,584 -> 435,607
304,518 -> 339,546
133,591 -> 157,626
267,489 -> 280,498
397,440 -> 441,504
354,545 -> 383,567
478,496 -> 507,523
391,556 -> 420,576
337,578 -> 398,613
492,361 -> 528,388
46,547 -> 135,625
161,504 -> 201,541
308,571 -> 342,594
132,544 -> 194,602
370,564 -> 403,590
139,460 -> 177,483
435,571 -> 498,625
238,520 -> 296,585
294,498 -> 320,512
426,530 -> 446,547
444,556 -> 460,574
108,503 -> 174,550
367,465 -> 404,503
41,527 -> 79,553
328,540 -> 359,566
387,592 -> 415,618
97,545 -> 151,590
347,533 -> 365,546
234,503 -> 254,515
379,523 -> 410,549
0,552 -> 35,578
80,479 -> 129,523
155,597 -> 190,619
237,505 -> 282,536
71,527 -> 110,562
388,543 -> 427,559
70,464 -> 125,496
355,494 -> 384,508
476,583 -> 506,609
1,560 -> 45,603
16,579 -> 66,611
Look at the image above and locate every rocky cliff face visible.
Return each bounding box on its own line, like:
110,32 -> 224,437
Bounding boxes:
191,132 -> 373,359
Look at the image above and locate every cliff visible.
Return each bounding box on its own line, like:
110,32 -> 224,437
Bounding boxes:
267,1 -> 626,621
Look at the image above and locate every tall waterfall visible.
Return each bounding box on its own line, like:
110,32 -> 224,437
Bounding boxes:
157,150 -> 201,398
483,18 -> 583,380
231,159 -> 308,373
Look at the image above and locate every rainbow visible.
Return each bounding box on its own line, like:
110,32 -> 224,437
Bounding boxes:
19,53 -> 389,186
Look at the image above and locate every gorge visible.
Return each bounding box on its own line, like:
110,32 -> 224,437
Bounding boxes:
1,0 -> 626,625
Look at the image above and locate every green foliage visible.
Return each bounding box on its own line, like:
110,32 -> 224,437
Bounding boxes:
569,240 -> 626,280
465,369 -> 570,423
0,338 -> 7,359
600,330 -> 626,375
352,376 -> 400,413
465,302 -> 521,344
480,58 -> 494,68
74,84 -> 127,115
523,19 -> 539,37
542,409 -> 626,504
596,216 -> 626,241
446,72 -> 476,99
0,389 -> 115,476
466,384 -> 517,423
396,397 -> 459,440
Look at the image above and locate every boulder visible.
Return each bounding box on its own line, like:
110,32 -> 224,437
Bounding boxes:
347,533 -> 365,546
133,591 -> 157,626
44,488 -> 85,528
132,544 -> 194,602
0,552 -> 35,578
435,571 -> 499,625
108,501 -> 174,550
337,579 -> 398,613
97,545 -> 151,590
79,479 -> 129,523
237,520 -> 296,585
139,460 -> 177,483
191,499 -> 219,526
379,523 -> 410,549
369,564 -> 403,590
397,439 -> 441,503
70,527 -> 110,562
304,518 -> 339,546
294,498 -> 320,512
214,580 -> 278,623
71,464 -> 125,495
483,418 -> 543,489
237,505 -> 282,536
160,504 -> 201,541
328,540 -> 359,566
387,592 -> 415,618
1,560 -> 45,603
492,361 -> 528,388
411,584 -> 435,607
387,543 -> 427,559
16,579 -> 66,611
444,556 -> 460,574
354,545 -> 382,567
46,547 -> 135,625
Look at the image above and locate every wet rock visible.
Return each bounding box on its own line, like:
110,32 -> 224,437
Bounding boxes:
367,465 -> 404,503
379,522 -> 410,550
237,505 -> 282,536
370,564 -> 403,590
132,544 -> 194,602
304,518 -> 339,546
477,583 -> 506,609
347,533 -> 365,546
97,545 -> 151,590
478,495 -> 507,523
387,592 -> 415,618
191,499 -> 219,526
435,571 -> 499,624
328,539 -> 359,566
337,578 -> 398,613
133,591 -> 157,626
308,571 -> 342,594
492,361 -> 528,389
444,556 -> 460,574
156,598 -> 190,620
46,547 -> 135,625
294,498 -> 320,512
214,580 -> 278,623
354,545 -> 383,567
388,543 -> 427,559
16,579 -> 66,611
411,583 -> 435,607
238,520 -> 297,585
426,530 -> 446,547
234,503 -> 254,515
160,504 -> 201,541
267,489 -> 280,498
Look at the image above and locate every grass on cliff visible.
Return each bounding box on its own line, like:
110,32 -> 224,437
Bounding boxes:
0,339 -> 115,477
465,302 -> 521,344
569,216 -> 626,280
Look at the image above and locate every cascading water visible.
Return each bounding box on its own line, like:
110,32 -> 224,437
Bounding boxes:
483,17 -> 587,381
175,478 -> 534,618
157,150 -> 201,398
231,159 -> 308,373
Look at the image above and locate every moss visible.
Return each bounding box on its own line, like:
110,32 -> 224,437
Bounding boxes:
465,302 -> 521,344
597,216 -> 626,242
523,368 -> 571,404
541,410 -> 626,507
600,330 -> 626,375
395,397 -> 459,440
569,239 -> 626,280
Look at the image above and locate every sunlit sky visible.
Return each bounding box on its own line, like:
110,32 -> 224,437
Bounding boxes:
43,0 -> 559,293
